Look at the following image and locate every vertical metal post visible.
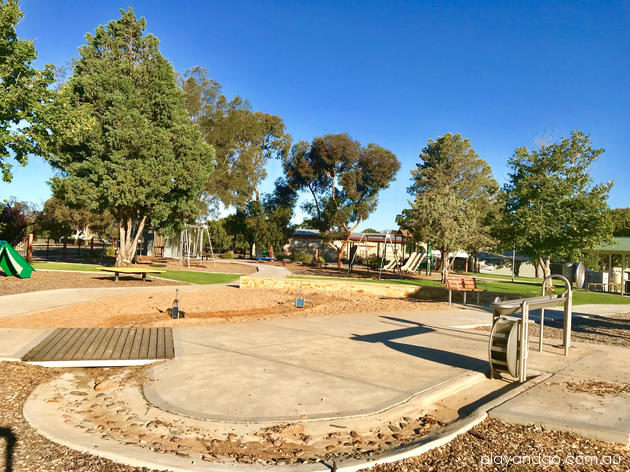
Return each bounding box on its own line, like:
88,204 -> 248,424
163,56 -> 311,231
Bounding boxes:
564,288 -> 572,356
608,253 -> 612,292
179,229 -> 184,267
539,307 -> 545,352
519,301 -> 529,383
623,254 -> 627,295
511,247 -> 516,282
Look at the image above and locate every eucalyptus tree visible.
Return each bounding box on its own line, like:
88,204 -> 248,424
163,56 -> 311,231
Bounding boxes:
0,0 -> 54,181
45,9 -> 214,266
179,67 -> 291,208
285,133 -> 399,267
397,133 -> 497,282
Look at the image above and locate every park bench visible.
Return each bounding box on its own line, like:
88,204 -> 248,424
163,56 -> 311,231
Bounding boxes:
444,275 -> 486,305
101,267 -> 165,282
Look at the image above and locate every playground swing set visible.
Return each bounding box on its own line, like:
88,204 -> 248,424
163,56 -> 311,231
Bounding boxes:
347,232 -> 404,280
179,224 -> 216,269
347,232 -> 435,279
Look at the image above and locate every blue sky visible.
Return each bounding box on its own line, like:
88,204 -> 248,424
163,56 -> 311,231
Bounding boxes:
2,0 -> 629,230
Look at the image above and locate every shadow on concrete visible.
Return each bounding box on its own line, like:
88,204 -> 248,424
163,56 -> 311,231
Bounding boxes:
456,381 -> 516,419
351,316 -> 486,371
0,428 -> 16,472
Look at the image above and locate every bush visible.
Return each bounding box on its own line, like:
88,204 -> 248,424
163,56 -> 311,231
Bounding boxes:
81,249 -> 101,261
290,252 -> 313,263
222,250 -> 234,259
0,202 -> 29,245
105,246 -> 116,257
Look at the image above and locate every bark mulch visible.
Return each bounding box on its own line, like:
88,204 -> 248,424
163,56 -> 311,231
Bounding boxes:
0,361 -> 163,472
1,362 -> 629,471
365,418 -> 630,471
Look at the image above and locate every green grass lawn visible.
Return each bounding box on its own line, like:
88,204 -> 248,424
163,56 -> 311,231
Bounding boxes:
31,262 -> 108,272
288,274 -> 630,305
31,261 -> 241,285
460,272 -> 542,283
158,270 -> 240,285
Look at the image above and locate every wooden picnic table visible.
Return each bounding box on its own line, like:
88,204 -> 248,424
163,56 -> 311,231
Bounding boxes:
101,267 -> 165,282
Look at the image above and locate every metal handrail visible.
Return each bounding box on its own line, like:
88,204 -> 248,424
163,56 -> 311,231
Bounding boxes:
539,274 -> 573,355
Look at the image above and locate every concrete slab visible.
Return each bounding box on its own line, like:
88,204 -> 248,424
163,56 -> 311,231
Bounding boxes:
0,328 -> 49,360
145,310 -> 493,422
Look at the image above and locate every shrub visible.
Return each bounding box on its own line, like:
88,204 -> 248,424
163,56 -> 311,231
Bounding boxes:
222,250 -> 234,259
105,247 -> 116,257
290,252 -> 313,263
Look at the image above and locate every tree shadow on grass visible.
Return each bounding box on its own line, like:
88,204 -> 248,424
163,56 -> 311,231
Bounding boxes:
351,316 -> 486,371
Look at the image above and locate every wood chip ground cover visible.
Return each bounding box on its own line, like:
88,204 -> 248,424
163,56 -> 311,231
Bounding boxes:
2,361 -> 629,470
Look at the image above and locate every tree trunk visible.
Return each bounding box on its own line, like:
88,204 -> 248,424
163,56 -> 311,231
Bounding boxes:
337,221 -> 361,268
337,238 -> 349,268
441,247 -> 449,283
539,256 -> 553,290
115,216 -> 147,267
268,243 -> 274,259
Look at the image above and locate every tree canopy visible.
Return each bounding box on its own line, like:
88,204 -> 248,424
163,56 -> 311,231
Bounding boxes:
226,179 -> 297,258
396,133 -> 497,281
45,9 -> 214,266
179,67 -> 291,209
611,208 -> 630,237
0,198 -> 31,244
285,133 -> 399,267
0,0 -> 54,182
497,130 -> 613,285
35,197 -> 115,242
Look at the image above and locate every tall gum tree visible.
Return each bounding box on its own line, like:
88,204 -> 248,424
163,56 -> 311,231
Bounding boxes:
45,9 -> 214,266
497,130 -> 613,289
397,133 -> 497,282
285,133 -> 399,267
179,67 -> 291,209
0,0 -> 54,182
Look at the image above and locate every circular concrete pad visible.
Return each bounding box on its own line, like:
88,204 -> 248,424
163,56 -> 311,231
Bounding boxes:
144,312 -> 488,422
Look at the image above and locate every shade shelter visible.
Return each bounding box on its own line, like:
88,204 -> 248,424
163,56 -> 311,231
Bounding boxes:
593,236 -> 630,296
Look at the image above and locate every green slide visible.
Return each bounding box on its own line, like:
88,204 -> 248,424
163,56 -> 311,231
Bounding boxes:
0,240 -> 33,278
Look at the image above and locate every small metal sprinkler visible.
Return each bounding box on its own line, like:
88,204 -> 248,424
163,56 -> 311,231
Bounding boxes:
172,289 -> 180,319
171,288 -> 186,319
295,286 -> 305,308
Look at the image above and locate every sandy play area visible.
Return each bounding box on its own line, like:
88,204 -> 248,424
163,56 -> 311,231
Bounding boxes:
0,285 -> 448,328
